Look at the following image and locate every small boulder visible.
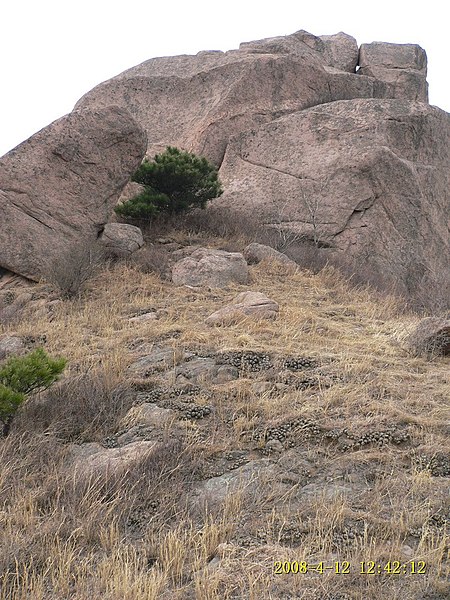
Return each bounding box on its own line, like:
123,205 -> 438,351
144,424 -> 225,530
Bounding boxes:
98,223 -> 144,258
171,247 -> 249,288
243,243 -> 298,268
265,439 -> 284,454
165,357 -> 240,384
214,365 -> 240,383
406,317 -> 450,357
191,459 -> 277,509
206,291 -> 279,326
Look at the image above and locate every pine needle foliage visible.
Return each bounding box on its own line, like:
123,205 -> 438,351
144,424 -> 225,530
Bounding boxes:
0,348 -> 66,436
115,146 -> 223,220
0,385 -> 24,425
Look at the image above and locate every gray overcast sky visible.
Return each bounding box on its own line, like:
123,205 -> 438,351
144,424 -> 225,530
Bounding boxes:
1,0 -> 448,157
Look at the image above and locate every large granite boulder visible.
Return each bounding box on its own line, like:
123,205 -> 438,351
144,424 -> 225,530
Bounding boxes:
214,99 -> 450,307
0,106 -> 146,282
74,30 -> 426,166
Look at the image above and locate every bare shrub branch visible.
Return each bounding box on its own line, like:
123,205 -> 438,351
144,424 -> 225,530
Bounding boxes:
42,239 -> 106,298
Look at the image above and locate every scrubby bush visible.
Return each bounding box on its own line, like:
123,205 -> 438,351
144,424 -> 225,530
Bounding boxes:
44,240 -> 106,299
0,348 -> 66,437
115,146 -> 223,220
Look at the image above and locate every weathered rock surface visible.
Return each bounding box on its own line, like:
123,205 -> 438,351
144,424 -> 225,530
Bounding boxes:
406,317 -> 450,357
243,243 -> 297,268
191,459 -> 279,509
128,345 -> 193,375
128,311 -> 158,323
172,248 -> 249,288
117,181 -> 146,204
0,335 -> 24,360
0,287 -> 33,325
74,30 -> 426,166
319,32 -> 359,73
206,291 -> 279,326
215,99 -> 450,306
169,357 -> 227,384
0,106 -> 146,281
124,403 -> 176,428
0,270 -> 61,324
358,42 -> 428,102
98,223 -> 144,258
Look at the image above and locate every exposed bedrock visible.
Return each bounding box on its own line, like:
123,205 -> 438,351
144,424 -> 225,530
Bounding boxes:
213,99 -> 449,306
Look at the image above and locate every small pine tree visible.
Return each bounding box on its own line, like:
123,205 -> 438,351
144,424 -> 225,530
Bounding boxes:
115,146 -> 223,220
0,348 -> 67,437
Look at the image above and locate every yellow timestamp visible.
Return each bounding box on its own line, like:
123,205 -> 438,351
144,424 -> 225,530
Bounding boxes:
273,561 -> 427,575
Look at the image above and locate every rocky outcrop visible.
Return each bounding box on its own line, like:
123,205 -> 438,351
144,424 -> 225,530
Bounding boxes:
74,30 -> 427,166
0,106 -> 146,282
2,28 -> 441,308
171,248 -> 249,288
214,99 -> 450,305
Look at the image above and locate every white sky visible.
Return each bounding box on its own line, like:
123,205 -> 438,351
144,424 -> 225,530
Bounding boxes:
1,0 -> 448,157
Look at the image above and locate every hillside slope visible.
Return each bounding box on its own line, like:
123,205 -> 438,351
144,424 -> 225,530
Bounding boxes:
0,228 -> 448,600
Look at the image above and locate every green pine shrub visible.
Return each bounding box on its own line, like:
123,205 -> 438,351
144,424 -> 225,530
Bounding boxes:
0,348 -> 66,437
115,146 -> 223,220
0,385 -> 25,428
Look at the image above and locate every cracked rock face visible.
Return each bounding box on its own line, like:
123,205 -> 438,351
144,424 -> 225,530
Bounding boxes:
358,42 -> 428,102
0,106 -> 147,282
215,99 -> 450,304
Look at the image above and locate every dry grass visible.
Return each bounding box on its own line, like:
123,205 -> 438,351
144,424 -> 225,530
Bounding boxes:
0,228 -> 448,599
